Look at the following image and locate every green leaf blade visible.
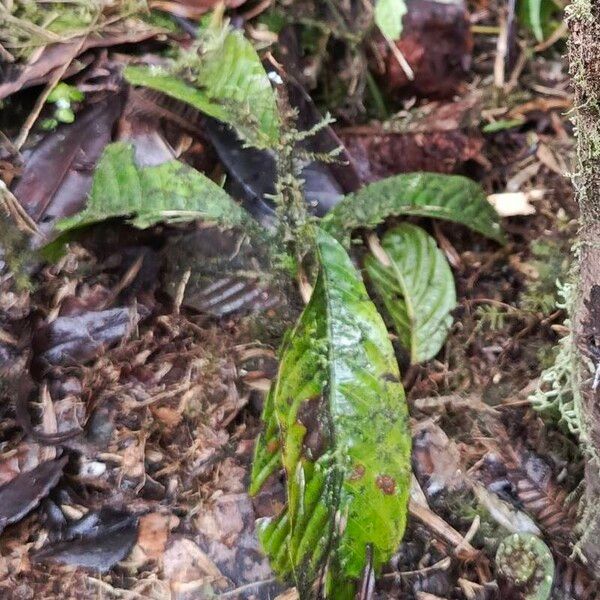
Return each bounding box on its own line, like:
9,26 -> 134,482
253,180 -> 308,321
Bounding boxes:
365,224 -> 457,363
251,227 -> 411,597
518,0 -> 545,42
125,65 -> 226,118
321,172 -> 506,246
124,28 -> 280,149
55,143 -> 253,233
529,0 -> 544,41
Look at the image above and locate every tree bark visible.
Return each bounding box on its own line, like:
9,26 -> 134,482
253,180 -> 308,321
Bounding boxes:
568,0 -> 600,569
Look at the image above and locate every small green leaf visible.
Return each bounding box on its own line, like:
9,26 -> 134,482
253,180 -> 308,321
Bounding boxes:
56,142 -> 254,233
374,0 -> 407,40
47,82 -> 84,104
124,28 -> 279,149
482,118 -> 525,133
321,172 -> 506,246
40,118 -> 58,131
251,227 -> 411,598
55,107 -> 75,123
517,0 -> 560,43
365,224 -> 456,363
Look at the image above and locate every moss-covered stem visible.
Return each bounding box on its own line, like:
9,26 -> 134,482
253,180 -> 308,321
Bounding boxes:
272,128 -> 313,266
567,0 -> 600,570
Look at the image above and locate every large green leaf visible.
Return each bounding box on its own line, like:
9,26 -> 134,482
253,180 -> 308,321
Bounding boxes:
365,224 -> 456,363
321,172 -> 506,246
374,0 -> 407,40
124,27 -> 279,149
56,143 -> 253,233
250,227 -> 411,599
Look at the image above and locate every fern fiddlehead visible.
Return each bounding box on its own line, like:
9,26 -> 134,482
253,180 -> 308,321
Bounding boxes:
496,532 -> 554,600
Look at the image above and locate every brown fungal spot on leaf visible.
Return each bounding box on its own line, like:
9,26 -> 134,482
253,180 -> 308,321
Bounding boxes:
349,464 -> 366,482
376,475 -> 396,495
266,439 -> 281,454
381,372 -> 400,383
297,396 -> 330,461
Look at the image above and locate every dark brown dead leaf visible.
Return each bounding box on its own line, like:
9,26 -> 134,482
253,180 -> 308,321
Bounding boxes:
372,0 -> 473,99
337,97 -> 483,180
149,0 -> 247,19
0,29 -> 161,101
161,227 -> 280,316
203,117 -> 353,224
0,455 -> 67,534
12,96 -> 123,236
176,26 -> 362,223
341,129 -> 484,181
277,26 -> 363,195
31,306 -> 146,377
32,507 -> 138,571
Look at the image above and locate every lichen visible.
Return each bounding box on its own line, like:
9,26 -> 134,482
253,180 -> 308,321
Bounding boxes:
565,0 -> 594,24
529,280 -> 585,433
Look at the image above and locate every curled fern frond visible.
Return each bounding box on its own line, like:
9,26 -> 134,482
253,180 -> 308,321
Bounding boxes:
496,532 -> 554,600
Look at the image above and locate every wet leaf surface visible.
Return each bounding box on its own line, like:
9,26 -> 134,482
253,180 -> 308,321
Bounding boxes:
124,26 -> 280,150
251,228 -> 411,597
0,1 -> 587,598
0,456 -> 67,534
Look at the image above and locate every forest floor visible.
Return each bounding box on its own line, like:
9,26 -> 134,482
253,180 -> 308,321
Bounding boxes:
0,0 -> 592,598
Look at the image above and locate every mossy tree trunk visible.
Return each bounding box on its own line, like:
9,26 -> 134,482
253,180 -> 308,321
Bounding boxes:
568,0 -> 600,568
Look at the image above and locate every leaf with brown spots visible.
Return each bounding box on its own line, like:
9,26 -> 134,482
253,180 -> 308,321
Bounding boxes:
250,228 -> 411,599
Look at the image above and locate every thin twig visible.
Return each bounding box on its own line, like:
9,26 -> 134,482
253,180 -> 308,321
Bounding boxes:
218,578 -> 277,598
493,8 -> 508,89
383,33 -> 414,81
173,268 -> 191,315
0,180 -> 41,236
534,21 -> 568,52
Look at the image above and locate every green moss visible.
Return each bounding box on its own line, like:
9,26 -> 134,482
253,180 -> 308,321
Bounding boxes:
0,211 -> 33,292
520,236 -> 572,314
